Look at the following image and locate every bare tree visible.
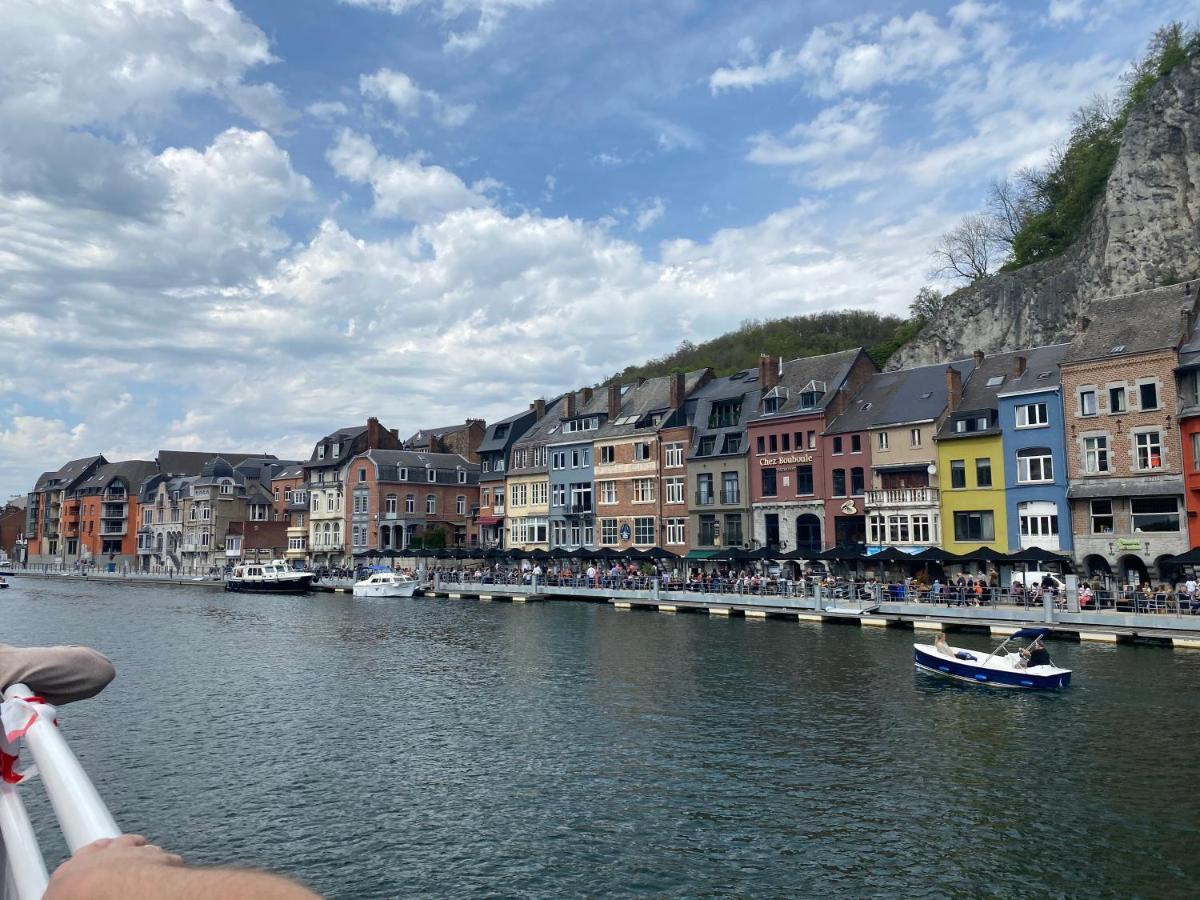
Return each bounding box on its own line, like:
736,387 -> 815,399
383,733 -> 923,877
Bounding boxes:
929,214 -> 1001,283
986,174 -> 1041,249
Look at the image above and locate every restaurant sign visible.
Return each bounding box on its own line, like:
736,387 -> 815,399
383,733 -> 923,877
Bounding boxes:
1113,538 -> 1143,551
758,454 -> 814,466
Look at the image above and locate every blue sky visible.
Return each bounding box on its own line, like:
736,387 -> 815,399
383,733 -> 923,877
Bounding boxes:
0,0 -> 1189,499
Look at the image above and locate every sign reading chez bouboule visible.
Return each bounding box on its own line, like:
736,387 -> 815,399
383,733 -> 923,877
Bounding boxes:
758,454 -> 814,466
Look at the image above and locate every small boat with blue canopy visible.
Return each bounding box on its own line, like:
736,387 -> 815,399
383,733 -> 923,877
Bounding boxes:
913,627 -> 1071,690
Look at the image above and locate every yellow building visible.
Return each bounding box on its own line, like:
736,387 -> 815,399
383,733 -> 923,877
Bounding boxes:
934,352 -> 1020,554
505,471 -> 550,549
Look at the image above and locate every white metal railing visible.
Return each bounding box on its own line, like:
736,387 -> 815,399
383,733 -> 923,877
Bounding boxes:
0,683 -> 120,899
865,487 -> 938,506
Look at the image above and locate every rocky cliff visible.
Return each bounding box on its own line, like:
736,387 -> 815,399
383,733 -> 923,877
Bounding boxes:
890,56 -> 1200,368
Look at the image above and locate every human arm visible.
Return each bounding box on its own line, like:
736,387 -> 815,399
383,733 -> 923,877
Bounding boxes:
0,644 -> 115,705
45,835 -> 321,900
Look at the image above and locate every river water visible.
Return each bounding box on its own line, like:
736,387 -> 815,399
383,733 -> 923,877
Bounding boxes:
3,577 -> 1198,897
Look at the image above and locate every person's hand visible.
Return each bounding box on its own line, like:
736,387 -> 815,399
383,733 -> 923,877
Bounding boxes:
46,834 -> 183,898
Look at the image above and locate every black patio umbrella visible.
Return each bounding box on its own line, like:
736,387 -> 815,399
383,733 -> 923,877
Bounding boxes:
461,548 -> 483,559
959,546 -> 1011,563
745,546 -> 779,560
527,548 -> 551,560
505,548 -> 528,559
381,548 -> 402,559
549,547 -> 573,559
643,547 -> 679,560
352,550 -> 374,559
434,549 -> 456,560
623,548 -> 651,560
481,547 -> 505,559
865,547 -> 919,564
1007,546 -> 1071,566
816,547 -> 864,561
567,547 -> 594,560
1166,547 -> 1200,566
911,547 -> 964,562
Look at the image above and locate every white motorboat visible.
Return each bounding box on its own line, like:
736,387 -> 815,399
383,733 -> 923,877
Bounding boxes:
352,571 -> 419,598
226,559 -> 314,594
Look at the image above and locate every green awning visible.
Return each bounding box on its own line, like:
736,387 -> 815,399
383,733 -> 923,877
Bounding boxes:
685,550 -> 718,559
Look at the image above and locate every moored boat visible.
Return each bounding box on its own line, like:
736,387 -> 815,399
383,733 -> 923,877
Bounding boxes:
914,627 -> 1071,690
0,576 -> 8,589
225,560 -> 314,594
352,570 -> 419,598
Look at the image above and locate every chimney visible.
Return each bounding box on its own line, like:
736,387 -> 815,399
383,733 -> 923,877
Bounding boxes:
1078,315 -> 1092,333
607,384 -> 621,419
581,387 -> 594,406
1013,355 -> 1027,376
670,372 -> 685,409
532,398 -> 546,420
946,366 -> 963,413
972,349 -> 984,369
565,392 -> 577,419
366,416 -> 382,448
1182,307 -> 1194,341
759,354 -> 779,392
389,428 -> 399,440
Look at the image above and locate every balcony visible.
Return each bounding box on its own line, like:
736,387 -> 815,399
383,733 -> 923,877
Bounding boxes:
492,504 -> 505,515
721,490 -> 741,505
101,504 -> 127,519
99,525 -> 127,537
695,493 -> 715,506
865,488 -> 938,507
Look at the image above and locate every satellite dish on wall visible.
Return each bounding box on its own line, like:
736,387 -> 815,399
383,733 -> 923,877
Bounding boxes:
927,464 -> 937,476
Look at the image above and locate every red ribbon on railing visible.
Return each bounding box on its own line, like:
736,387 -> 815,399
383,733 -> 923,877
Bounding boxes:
0,694 -> 57,785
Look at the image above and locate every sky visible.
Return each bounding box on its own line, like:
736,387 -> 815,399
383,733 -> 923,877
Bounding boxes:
0,0 -> 1191,499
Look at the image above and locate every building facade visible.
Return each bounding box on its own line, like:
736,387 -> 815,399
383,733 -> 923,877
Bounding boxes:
547,389 -> 607,550
474,405 -> 539,548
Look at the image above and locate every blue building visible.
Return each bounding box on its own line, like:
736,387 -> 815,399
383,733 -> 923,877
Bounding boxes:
996,343 -> 1072,553
547,388 -> 609,549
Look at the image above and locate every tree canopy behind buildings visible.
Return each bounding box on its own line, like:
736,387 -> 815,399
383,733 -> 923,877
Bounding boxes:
607,310 -> 917,383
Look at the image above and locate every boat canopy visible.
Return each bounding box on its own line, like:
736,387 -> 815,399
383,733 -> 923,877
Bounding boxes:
1013,627 -> 1050,639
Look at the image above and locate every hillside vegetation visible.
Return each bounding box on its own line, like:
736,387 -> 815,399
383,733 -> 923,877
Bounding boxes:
608,311 -> 920,383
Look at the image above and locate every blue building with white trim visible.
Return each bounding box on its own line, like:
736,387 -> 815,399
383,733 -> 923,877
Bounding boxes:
996,343 -> 1072,553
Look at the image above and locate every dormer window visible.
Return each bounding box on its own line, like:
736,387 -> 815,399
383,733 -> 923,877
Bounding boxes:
798,381 -> 826,409
398,468 -> 408,480
332,442 -> 340,458
318,445 -> 326,460
458,470 -> 467,484
427,468 -> 436,483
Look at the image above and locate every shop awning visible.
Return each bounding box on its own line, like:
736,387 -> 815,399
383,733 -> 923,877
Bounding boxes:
685,550 -> 718,559
475,515 -> 501,525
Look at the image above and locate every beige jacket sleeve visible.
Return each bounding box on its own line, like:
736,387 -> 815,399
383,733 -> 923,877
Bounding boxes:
0,644 -> 115,705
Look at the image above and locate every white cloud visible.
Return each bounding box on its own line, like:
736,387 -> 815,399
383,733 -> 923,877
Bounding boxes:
1047,0 -> 1087,23
326,130 -> 490,221
710,11 -> 966,97
307,100 -> 351,120
633,198 -> 665,232
747,100 -> 887,185
338,0 -> 549,52
224,81 -> 298,132
359,67 -> 475,126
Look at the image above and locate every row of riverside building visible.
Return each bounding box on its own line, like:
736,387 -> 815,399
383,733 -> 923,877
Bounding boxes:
19,281 -> 1200,585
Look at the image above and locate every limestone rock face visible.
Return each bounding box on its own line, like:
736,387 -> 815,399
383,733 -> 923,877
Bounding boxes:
891,56 -> 1200,368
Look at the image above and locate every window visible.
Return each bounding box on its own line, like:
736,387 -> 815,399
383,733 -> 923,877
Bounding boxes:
599,446 -> 615,464
552,451 -> 567,470
1109,386 -> 1127,413
976,458 -> 992,487
832,469 -> 846,496
796,465 -> 813,495
698,515 -> 718,546
1138,382 -> 1157,410
878,432 -> 889,450
851,467 -> 865,496
1131,497 -> 1179,532
756,436 -> 765,455
318,445 -> 325,459
761,467 -> 777,497
723,514 -> 743,547
552,484 -> 566,507
331,442 -> 340,458
458,470 -> 467,484
427,469 -> 436,483
398,468 -> 408,481
832,436 -> 843,455
723,434 -> 742,454
697,473 -> 714,504
634,443 -> 651,461
851,434 -> 862,453
911,515 -> 932,544
665,518 -> 686,545
1015,402 -> 1049,428
633,478 -> 655,503
666,478 -> 684,504
531,481 -> 548,505
220,482 -> 233,495
1016,449 -> 1053,483
1135,431 -> 1163,470
953,510 -> 995,542
887,515 -> 910,544
405,494 -> 415,513
1084,436 -> 1110,474
386,494 -> 397,515
950,460 -> 966,489
769,434 -> 778,453
721,472 -> 739,504
1089,499 -> 1114,534
1018,502 -> 1058,538
807,431 -> 816,450
634,517 -> 654,546
665,443 -> 684,467
697,436 -> 717,456
457,496 -> 466,515
910,428 -> 921,448
327,494 -> 335,512
482,459 -> 491,473
1079,389 -> 1097,416
600,518 -> 618,545
781,433 -> 790,451
426,494 -> 437,514
709,400 -> 742,428
1193,432 -> 1200,471
598,481 -> 618,504
358,468 -> 367,482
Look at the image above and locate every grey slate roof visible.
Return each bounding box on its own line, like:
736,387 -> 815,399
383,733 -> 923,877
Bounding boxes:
364,449 -> 479,471
270,464 -> 306,481
827,359 -> 975,434
76,460 -> 158,493
747,348 -> 866,421
994,343 -> 1070,395
936,345 -> 1070,440
1065,281 -> 1199,364
594,370 -> 708,440
157,450 -> 277,476
476,407 -> 538,454
687,368 -> 762,459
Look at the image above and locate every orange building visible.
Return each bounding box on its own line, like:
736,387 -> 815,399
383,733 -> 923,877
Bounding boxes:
73,461 -> 157,569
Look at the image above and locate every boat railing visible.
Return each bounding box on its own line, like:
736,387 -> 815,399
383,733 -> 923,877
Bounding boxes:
0,683 -> 120,900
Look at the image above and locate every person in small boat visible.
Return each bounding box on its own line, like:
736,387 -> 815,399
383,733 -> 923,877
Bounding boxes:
933,633 -> 955,657
1019,637 -> 1052,668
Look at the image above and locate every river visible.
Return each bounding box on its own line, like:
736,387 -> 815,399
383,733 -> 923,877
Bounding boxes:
4,577 -> 1198,897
